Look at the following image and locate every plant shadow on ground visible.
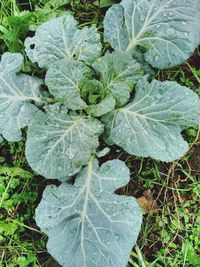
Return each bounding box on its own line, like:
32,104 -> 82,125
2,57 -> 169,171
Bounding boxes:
0,0 -> 200,266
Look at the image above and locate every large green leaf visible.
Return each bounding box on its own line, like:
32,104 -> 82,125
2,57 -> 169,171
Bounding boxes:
102,77 -> 199,161
25,104 -> 103,179
36,157 -> 142,267
0,52 -> 23,73
25,14 -> 102,68
93,51 -> 143,107
0,52 -> 42,141
104,0 -> 200,69
45,58 -> 91,110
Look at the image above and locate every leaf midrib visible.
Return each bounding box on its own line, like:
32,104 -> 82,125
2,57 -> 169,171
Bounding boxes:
42,115 -> 84,167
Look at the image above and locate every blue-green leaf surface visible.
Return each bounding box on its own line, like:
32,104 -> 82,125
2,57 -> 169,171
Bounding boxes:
0,52 -> 23,74
93,51 -> 143,106
103,77 -> 199,161
45,58 -> 91,110
0,52 -> 42,141
25,104 -> 103,179
25,14 -> 102,68
104,0 -> 200,69
86,96 -> 116,117
36,157 -> 142,267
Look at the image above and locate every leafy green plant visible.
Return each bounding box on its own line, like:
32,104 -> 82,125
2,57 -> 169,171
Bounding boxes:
1,12 -> 33,52
0,0 -> 199,266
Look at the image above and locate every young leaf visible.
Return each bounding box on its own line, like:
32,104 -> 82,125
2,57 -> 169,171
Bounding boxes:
93,51 -> 143,106
25,14 -> 102,68
86,96 -> 116,117
102,77 -> 199,161
0,52 -> 43,141
81,79 -> 106,104
45,58 -> 91,110
79,79 -> 115,117
36,157 -> 142,267
96,147 -> 111,157
25,103 -> 104,179
104,0 -> 200,69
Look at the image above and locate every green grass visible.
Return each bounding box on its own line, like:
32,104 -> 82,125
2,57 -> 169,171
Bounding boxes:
0,144 -> 46,266
0,1 -> 200,266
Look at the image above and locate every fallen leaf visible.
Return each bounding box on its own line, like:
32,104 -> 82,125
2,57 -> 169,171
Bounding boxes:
137,190 -> 158,215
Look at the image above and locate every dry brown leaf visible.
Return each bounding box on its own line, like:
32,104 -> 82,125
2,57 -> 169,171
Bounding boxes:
137,190 -> 158,215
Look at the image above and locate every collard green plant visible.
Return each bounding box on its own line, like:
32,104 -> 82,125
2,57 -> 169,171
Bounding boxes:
0,1 -> 199,266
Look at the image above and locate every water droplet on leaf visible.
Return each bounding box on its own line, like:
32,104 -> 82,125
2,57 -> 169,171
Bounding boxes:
139,15 -> 145,22
154,55 -> 159,62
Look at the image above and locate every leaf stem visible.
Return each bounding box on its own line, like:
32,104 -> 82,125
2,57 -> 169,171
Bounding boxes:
45,98 -> 60,104
126,38 -> 139,52
9,219 -> 43,234
0,175 -> 13,208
